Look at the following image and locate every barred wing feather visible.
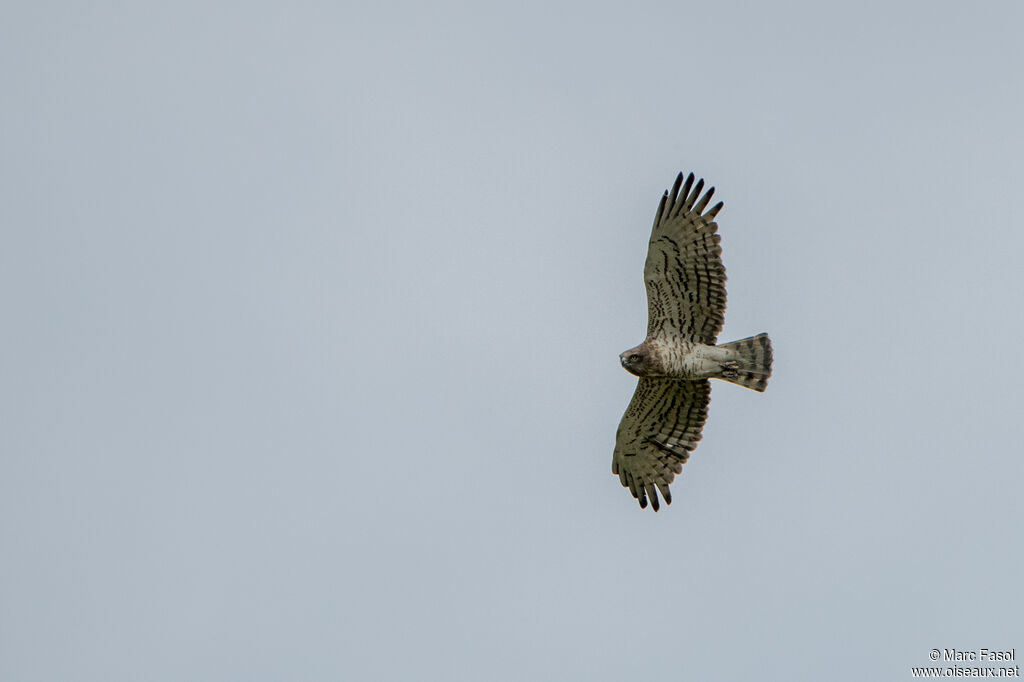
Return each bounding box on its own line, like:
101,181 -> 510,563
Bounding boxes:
611,378 -> 711,511
645,172 -> 727,344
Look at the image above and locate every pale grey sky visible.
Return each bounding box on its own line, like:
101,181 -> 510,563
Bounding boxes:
2,2 -> 1023,680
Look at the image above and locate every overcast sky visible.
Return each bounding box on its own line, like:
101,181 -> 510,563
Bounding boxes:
3,2 -> 1023,680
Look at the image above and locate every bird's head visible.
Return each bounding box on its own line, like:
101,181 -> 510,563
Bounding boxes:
619,344 -> 649,377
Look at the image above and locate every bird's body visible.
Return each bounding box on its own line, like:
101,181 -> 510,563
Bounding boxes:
620,334 -> 772,389
622,339 -> 729,379
612,171 -> 773,511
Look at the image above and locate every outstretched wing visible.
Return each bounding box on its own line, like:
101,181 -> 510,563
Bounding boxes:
611,378 -> 711,511
645,172 -> 727,344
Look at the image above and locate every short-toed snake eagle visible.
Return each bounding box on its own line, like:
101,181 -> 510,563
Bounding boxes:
613,171 -> 773,511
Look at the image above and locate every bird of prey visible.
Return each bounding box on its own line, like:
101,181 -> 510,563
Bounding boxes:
613,171 -> 772,511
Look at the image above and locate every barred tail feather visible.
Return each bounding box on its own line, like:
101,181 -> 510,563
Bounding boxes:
718,333 -> 772,392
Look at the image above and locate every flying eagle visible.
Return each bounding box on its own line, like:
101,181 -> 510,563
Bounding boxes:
613,171 -> 773,511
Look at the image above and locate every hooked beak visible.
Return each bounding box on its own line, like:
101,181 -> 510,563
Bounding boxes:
619,355 -> 640,377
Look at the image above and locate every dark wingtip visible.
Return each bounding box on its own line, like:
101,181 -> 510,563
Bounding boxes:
655,191 -> 669,224
691,178 -> 705,199
670,172 -> 683,196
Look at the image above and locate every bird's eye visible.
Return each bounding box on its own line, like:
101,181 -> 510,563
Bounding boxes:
629,354 -> 640,363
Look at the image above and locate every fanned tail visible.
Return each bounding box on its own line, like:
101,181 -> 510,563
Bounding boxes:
717,333 -> 772,392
